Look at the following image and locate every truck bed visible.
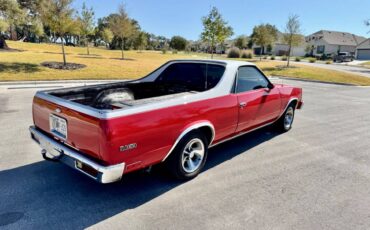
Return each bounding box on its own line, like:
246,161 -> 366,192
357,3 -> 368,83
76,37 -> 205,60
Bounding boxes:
47,81 -> 201,110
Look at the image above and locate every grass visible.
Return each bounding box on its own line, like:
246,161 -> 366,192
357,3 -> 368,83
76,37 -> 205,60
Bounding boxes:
0,41 -> 200,81
258,61 -> 370,86
1,41 -> 370,86
361,61 -> 370,68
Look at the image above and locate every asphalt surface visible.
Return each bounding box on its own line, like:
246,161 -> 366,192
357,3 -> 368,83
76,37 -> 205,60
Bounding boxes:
0,80 -> 370,229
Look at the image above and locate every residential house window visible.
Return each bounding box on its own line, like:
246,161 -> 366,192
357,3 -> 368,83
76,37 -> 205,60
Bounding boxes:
317,45 -> 325,54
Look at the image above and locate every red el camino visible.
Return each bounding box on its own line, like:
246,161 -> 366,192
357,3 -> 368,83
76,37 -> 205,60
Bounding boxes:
30,60 -> 303,183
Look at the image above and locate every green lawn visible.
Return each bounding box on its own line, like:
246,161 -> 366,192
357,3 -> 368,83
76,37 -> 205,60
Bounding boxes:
1,41 -> 370,86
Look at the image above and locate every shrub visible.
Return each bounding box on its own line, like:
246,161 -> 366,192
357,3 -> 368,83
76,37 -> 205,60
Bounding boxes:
326,60 -> 332,64
227,47 -> 240,58
321,53 -> 328,60
295,57 -> 301,62
263,56 -> 268,59
281,56 -> 288,61
308,58 -> 316,63
270,55 -> 275,60
161,49 -> 167,54
241,51 -> 252,59
172,49 -> 178,54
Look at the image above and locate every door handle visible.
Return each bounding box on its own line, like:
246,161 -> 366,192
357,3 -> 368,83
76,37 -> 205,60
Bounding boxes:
239,102 -> 247,108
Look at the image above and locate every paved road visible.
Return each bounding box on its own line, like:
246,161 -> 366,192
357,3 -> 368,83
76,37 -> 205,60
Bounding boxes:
0,80 -> 370,229
293,61 -> 370,78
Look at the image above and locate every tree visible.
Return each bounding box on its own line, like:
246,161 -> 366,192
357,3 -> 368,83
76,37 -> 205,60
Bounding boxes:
283,15 -> 302,67
40,0 -> 75,65
170,35 -> 187,51
101,27 -> 113,48
108,4 -> 134,60
133,31 -> 147,52
78,2 -> 94,55
365,20 -> 370,33
251,24 -> 278,60
234,35 -> 248,49
0,0 -> 25,49
201,7 -> 233,59
18,0 -> 44,42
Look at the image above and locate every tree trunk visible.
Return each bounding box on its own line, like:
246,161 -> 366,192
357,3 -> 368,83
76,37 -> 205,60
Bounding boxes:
287,44 -> 291,67
260,46 -> 263,61
61,37 -> 67,66
121,40 -> 124,60
0,35 -> 9,49
210,41 -> 214,59
9,25 -> 17,41
87,39 -> 90,55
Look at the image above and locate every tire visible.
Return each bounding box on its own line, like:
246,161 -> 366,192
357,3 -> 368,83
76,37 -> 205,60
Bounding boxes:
166,131 -> 208,180
275,103 -> 295,132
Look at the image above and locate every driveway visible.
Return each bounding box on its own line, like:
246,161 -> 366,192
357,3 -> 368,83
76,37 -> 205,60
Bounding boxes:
0,80 -> 370,229
292,61 -> 370,78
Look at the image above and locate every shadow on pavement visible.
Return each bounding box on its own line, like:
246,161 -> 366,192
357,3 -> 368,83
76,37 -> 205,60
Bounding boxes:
0,126 -> 280,229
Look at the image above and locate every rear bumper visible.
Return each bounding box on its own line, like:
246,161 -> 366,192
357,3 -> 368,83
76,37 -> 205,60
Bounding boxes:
29,126 -> 125,184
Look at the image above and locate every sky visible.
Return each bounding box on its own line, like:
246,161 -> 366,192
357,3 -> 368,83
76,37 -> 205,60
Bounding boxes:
73,0 -> 370,40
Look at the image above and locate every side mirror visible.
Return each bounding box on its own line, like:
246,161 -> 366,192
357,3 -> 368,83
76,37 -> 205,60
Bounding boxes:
268,83 -> 275,89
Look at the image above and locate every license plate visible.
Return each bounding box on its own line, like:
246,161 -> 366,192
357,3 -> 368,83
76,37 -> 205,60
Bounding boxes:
49,114 -> 67,139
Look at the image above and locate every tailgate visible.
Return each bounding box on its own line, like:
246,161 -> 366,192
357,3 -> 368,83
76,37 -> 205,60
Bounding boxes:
32,96 -> 102,160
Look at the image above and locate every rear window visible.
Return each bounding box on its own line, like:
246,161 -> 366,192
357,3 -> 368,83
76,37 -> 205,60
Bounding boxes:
155,63 -> 225,91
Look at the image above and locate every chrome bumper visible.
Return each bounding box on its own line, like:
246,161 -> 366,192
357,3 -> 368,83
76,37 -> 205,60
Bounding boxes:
29,126 -> 125,184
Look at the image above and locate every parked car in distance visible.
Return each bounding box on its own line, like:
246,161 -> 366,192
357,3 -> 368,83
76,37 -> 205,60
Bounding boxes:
29,60 -> 303,183
333,52 -> 354,62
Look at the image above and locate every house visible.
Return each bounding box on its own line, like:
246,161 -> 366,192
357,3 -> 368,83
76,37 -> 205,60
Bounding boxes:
252,31 -> 307,57
355,38 -> 370,60
305,30 -> 366,57
271,35 -> 307,57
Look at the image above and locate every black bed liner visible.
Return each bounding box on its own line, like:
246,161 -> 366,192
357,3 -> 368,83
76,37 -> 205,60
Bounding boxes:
48,81 -> 202,110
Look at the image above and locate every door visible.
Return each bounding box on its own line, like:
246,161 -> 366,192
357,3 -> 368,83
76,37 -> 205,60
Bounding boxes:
234,66 -> 281,132
357,49 -> 370,60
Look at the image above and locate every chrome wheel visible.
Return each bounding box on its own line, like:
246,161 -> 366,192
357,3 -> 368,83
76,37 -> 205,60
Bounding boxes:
284,107 -> 294,130
181,138 -> 205,173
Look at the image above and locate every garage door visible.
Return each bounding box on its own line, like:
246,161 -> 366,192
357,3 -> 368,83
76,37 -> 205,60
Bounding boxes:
357,49 -> 370,60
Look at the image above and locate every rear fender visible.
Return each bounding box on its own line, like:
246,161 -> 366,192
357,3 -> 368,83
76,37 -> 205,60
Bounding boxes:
161,121 -> 215,162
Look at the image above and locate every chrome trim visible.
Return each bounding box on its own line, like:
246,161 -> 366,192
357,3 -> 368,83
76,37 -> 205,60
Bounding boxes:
210,97 -> 299,148
161,122 -> 215,162
29,126 -> 125,184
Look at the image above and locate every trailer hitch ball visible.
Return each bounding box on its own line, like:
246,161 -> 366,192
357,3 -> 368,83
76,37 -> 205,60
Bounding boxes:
41,149 -> 62,162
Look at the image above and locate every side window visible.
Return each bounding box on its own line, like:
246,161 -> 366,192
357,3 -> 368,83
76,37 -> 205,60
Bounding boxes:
235,66 -> 269,93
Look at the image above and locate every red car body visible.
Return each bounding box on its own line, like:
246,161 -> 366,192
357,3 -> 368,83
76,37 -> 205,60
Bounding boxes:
30,60 -> 303,183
